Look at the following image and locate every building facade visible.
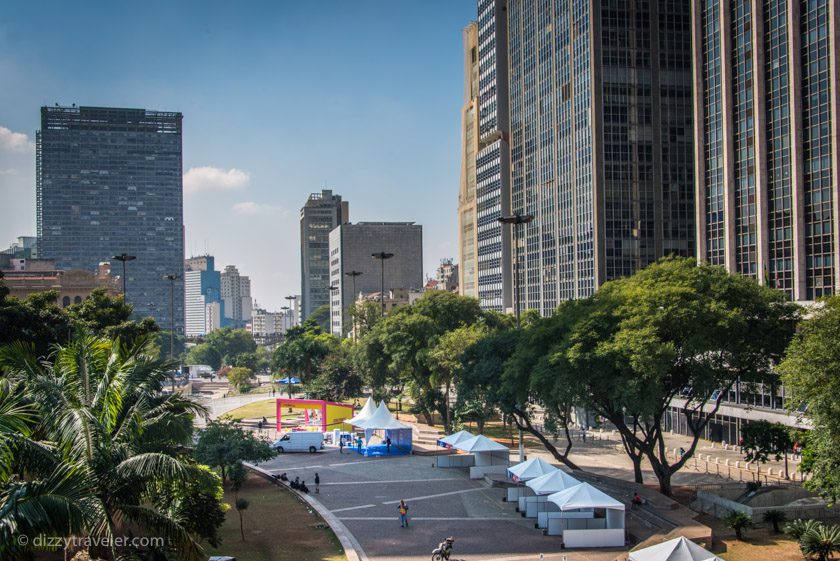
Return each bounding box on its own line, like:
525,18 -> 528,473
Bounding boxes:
505,0 -> 695,315
184,255 -> 224,337
458,22 -> 480,300
328,222 -> 423,337
0,257 -> 119,305
475,0 -> 513,312
36,105 -> 185,331
693,0 -> 839,302
220,265 -> 252,327
300,189 -> 349,320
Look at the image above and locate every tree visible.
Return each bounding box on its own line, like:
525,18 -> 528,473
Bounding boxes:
306,343 -> 363,402
348,299 -> 382,338
0,333 -> 215,560
228,366 -> 254,393
235,497 -> 250,542
724,511 -> 753,540
186,342 -> 223,371
272,325 -> 335,392
561,258 -> 797,495
763,510 -> 786,533
306,303 -> 331,333
741,421 -> 792,478
800,524 -> 840,561
203,328 -> 258,366
194,419 -> 275,483
779,295 -> 840,502
0,287 -> 72,358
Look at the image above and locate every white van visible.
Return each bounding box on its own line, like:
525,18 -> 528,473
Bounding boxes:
271,432 -> 324,453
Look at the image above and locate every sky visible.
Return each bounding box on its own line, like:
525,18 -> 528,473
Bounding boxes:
0,1 -> 474,310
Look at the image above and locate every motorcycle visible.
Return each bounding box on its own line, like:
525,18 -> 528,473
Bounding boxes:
431,536 -> 455,561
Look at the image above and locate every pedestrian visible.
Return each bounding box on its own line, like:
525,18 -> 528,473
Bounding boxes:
315,472 -> 320,494
356,435 -> 362,452
581,428 -> 587,442
398,499 -> 409,527
339,436 -> 344,454
386,436 -> 391,454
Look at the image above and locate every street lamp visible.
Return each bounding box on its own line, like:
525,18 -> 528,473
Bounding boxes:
498,213 -> 533,461
111,253 -> 136,299
163,274 -> 179,391
345,270 -> 363,340
285,295 -> 297,326
497,214 -> 534,327
371,252 -> 394,317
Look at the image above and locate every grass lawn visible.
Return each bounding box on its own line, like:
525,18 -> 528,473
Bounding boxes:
205,472 -> 346,561
221,400 -> 306,420
696,514 -> 804,561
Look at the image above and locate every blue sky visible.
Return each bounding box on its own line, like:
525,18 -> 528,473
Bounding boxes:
0,1 -> 474,310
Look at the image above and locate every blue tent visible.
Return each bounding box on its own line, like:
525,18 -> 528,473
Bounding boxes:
277,376 -> 301,384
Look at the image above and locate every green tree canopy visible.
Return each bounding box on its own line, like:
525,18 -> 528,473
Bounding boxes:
779,295 -> 840,501
194,419 -> 275,483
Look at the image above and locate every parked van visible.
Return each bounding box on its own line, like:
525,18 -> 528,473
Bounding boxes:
271,431 -> 324,453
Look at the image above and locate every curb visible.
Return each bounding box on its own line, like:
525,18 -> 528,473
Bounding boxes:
244,463 -> 367,561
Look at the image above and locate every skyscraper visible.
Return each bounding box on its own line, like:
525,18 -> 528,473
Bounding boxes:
184,255 -> 224,337
300,189 -> 349,319
693,0 -> 839,301
475,0 -> 512,312
458,21 -> 480,300
328,222 -> 423,337
220,265 -> 252,326
36,105 -> 185,331
503,0 -> 695,314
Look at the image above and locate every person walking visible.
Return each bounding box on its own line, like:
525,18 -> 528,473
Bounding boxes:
314,472 -> 320,494
356,435 -> 362,452
339,436 -> 344,454
386,436 -> 391,454
398,499 -> 409,528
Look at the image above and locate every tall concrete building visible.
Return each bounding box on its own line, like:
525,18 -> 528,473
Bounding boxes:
503,0 -> 696,315
36,105 -> 185,331
693,0 -> 839,302
300,189 -> 349,319
184,255 -> 223,337
220,265 -> 252,326
328,222 -> 423,337
475,0 -> 513,312
458,21 -> 480,300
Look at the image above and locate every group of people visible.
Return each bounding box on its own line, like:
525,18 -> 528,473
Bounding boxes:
276,472 -> 320,494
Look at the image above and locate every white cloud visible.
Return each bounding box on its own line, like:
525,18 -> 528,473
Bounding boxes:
0,127 -> 34,153
0,168 -> 17,176
183,166 -> 250,195
232,201 -> 287,216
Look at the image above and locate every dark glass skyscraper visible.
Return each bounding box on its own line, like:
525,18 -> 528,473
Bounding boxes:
505,0 -> 695,314
300,189 -> 349,319
36,105 -> 185,332
694,0 -> 839,302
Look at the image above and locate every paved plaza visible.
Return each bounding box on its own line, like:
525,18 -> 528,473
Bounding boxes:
256,449 -> 624,561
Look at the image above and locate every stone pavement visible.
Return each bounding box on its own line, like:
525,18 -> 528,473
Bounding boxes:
255,449 -> 627,561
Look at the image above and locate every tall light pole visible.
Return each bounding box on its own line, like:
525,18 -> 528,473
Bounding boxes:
285,295 -> 297,326
280,305 -> 290,332
111,253 -> 136,300
344,270 -> 363,340
497,214 -> 534,327
371,252 -> 394,317
498,213 -> 534,460
163,274 -> 179,391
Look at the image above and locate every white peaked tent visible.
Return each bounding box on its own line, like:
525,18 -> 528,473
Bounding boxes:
629,537 -> 723,561
544,482 -> 625,547
526,469 -> 582,495
347,397 -> 377,425
453,434 -> 510,479
508,457 -> 558,482
522,469 -> 583,526
350,402 -> 412,455
437,430 -> 474,448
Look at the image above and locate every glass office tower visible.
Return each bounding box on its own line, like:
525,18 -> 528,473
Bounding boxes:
36,105 -> 184,332
694,0 -> 839,301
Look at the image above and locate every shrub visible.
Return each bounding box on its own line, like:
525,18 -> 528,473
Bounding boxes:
762,509 -> 787,533
800,524 -> 840,561
724,511 -> 754,540
784,518 -> 823,541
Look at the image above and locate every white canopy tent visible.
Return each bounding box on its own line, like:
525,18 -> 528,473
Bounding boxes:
505,457 -> 558,503
544,482 -> 625,547
347,397 -> 377,425
519,469 -> 582,523
350,402 -> 412,456
437,430 -> 475,448
629,537 -> 722,561
452,434 -> 510,479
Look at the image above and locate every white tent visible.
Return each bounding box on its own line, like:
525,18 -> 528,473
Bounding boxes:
437,430 -> 474,448
526,469 -> 582,495
629,537 -> 722,561
453,434 -> 510,479
350,402 -> 413,456
508,457 -> 558,482
544,482 -> 625,547
454,434 -> 509,453
352,402 -> 411,430
347,397 -> 377,425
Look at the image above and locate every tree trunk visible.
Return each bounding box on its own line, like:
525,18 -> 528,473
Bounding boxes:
511,411 -> 580,470
477,416 -> 485,434
239,510 -> 245,542
631,454 -> 645,484
444,381 -> 451,434
421,410 -> 433,425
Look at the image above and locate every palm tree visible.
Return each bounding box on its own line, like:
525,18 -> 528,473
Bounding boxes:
0,334 -> 211,560
724,511 -> 753,540
800,524 -> 840,561
763,509 -> 787,533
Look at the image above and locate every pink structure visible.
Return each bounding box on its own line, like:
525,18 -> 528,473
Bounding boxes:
275,398 -> 354,433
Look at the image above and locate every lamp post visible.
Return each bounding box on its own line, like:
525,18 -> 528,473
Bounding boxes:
344,270 -> 363,340
111,253 -> 136,299
285,295 -> 297,326
163,274 -> 179,391
498,213 -> 534,460
280,305 -> 290,333
371,252 -> 394,317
